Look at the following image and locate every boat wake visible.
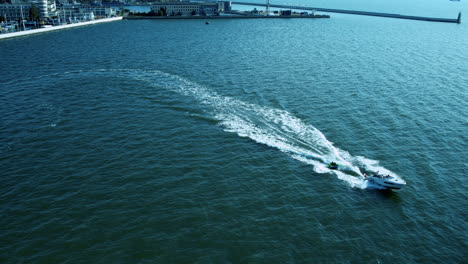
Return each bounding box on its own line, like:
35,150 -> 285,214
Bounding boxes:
46,69 -> 403,189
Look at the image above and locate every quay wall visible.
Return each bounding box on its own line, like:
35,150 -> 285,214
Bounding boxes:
0,17 -> 123,40
125,15 -> 330,20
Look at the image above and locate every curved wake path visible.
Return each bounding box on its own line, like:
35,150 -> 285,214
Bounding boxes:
30,69 -> 403,189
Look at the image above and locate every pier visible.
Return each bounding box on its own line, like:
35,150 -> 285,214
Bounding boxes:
232,2 -> 462,24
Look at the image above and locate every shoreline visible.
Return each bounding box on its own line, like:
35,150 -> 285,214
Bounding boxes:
124,15 -> 330,20
0,17 -> 123,40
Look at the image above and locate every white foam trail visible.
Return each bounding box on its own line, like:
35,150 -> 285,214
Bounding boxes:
292,155 -> 329,174
159,75 -> 370,188
62,69 -> 403,189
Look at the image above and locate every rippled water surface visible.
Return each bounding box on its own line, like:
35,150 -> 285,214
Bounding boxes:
1,1 -> 467,263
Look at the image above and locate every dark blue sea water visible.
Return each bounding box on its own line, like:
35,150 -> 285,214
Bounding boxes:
1,1 -> 467,263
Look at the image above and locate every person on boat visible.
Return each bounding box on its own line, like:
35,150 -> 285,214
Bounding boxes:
328,162 -> 338,170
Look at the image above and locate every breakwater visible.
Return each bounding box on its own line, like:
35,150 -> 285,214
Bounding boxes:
0,17 -> 123,40
232,2 -> 462,24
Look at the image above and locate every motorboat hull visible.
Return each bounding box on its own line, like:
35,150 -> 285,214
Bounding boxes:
365,174 -> 406,190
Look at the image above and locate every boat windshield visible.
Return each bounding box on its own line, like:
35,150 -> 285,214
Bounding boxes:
372,174 -> 393,179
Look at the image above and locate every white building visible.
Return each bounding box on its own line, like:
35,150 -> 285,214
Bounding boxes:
151,1 -> 226,16
59,5 -> 116,22
0,1 -> 116,23
81,6 -> 116,18
0,0 -> 56,21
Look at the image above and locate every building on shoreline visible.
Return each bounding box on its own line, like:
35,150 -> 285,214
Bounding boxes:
0,0 -> 56,21
60,5 -> 116,21
1,0 -> 116,29
150,1 -> 231,17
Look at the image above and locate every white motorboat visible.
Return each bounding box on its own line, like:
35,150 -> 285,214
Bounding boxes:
364,173 -> 406,190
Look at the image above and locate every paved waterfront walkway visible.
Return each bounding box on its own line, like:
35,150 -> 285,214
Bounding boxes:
0,17 -> 123,40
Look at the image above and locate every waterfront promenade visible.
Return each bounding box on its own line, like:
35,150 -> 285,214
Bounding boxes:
0,17 -> 123,40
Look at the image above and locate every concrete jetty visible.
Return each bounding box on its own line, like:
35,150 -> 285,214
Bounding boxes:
0,17 -> 123,40
232,2 -> 462,24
